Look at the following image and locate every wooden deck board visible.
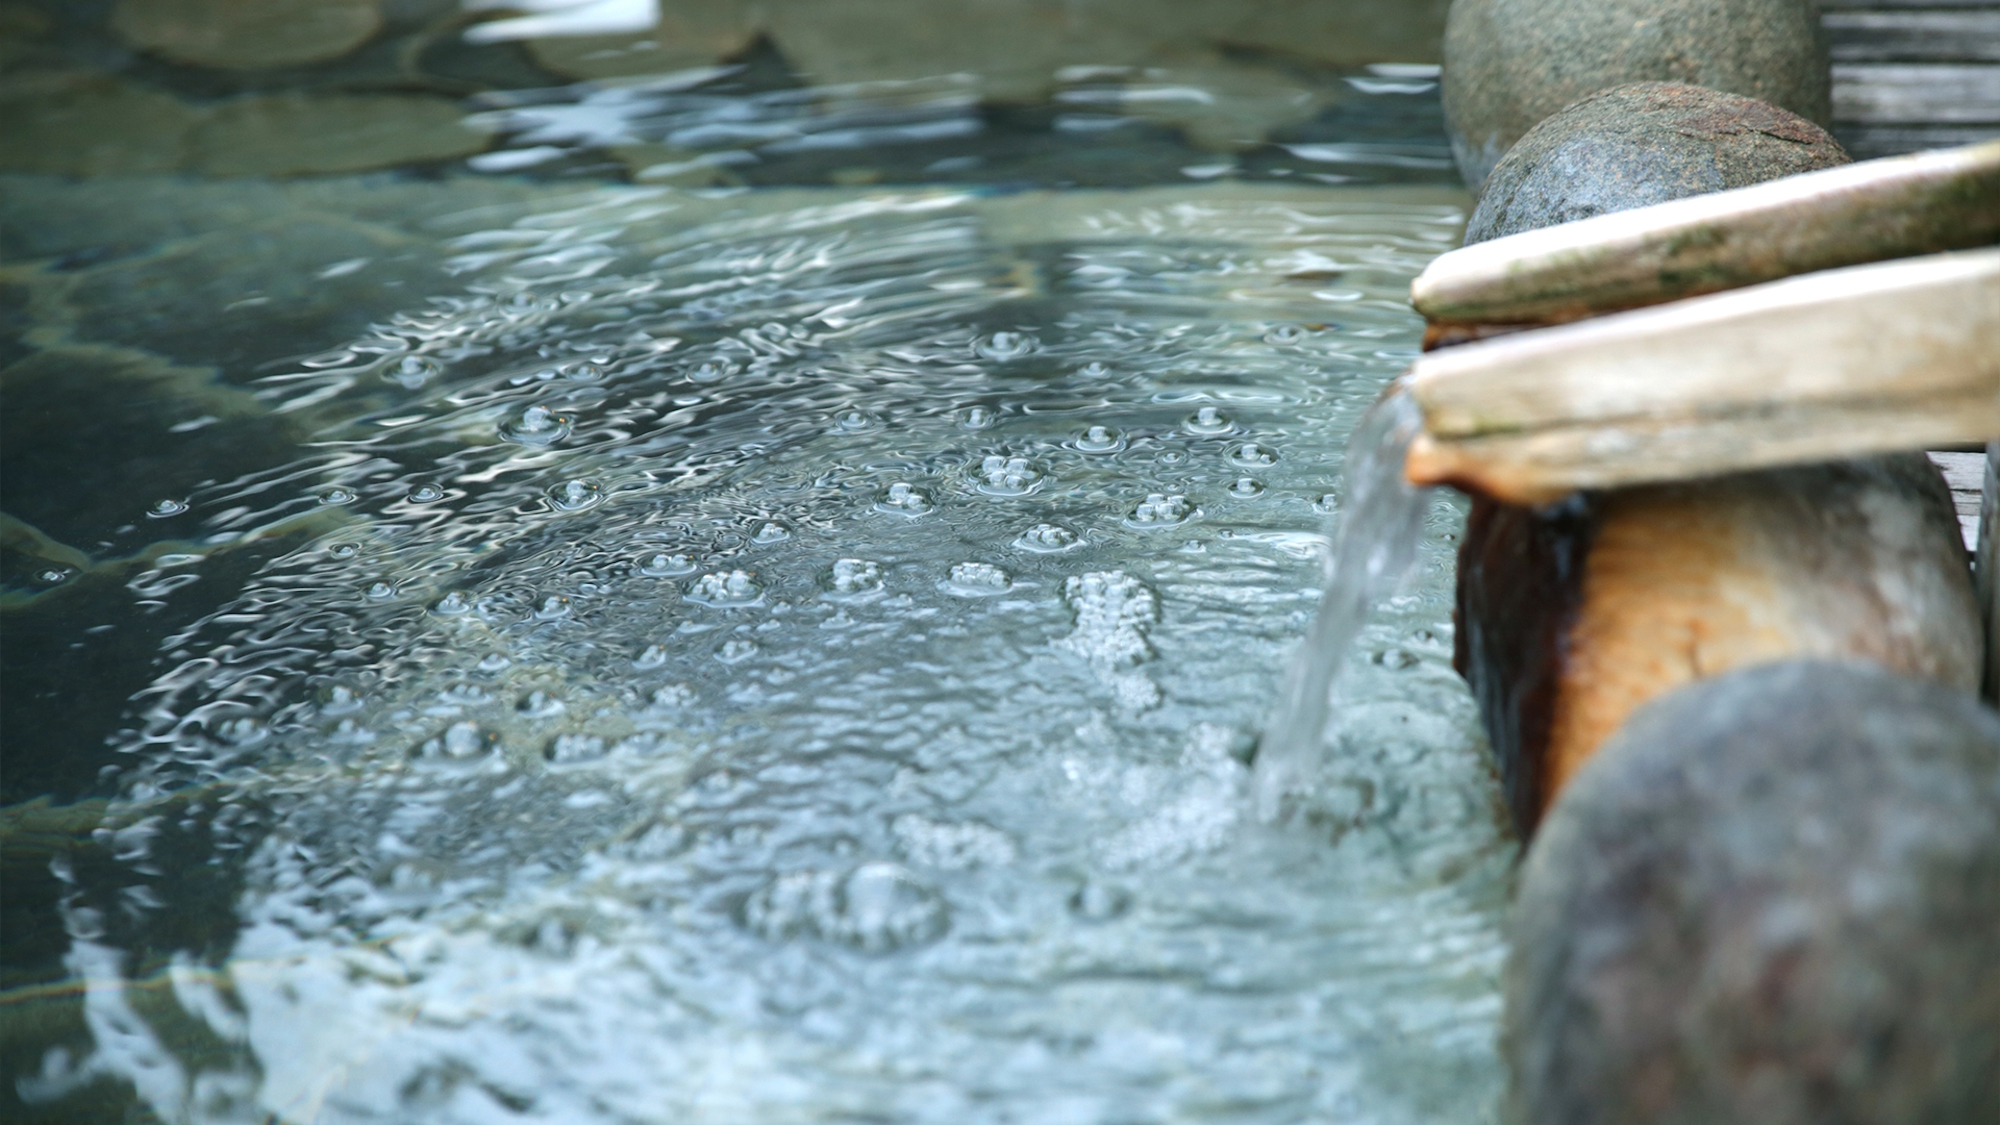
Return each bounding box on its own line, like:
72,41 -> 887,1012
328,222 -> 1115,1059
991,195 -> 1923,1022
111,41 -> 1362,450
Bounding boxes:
1829,4 -> 2000,158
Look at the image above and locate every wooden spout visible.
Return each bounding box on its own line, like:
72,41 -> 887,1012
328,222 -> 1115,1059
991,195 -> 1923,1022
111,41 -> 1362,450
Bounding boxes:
1412,139 -> 2000,330
1403,247 -> 2000,504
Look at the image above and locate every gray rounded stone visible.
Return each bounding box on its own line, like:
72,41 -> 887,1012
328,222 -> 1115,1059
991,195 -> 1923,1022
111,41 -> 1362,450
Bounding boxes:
1466,82 -> 1848,244
1506,659 -> 2000,1125
1443,0 -> 1830,191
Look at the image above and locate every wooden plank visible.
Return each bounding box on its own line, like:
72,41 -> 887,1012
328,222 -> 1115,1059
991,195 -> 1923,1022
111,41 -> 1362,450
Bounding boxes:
1837,124 -> 2000,159
1403,248 -> 2000,503
1820,0 -> 1996,10
1410,140 -> 2000,326
1833,63 -> 2000,123
1929,450 -> 1985,550
1827,10 -> 2000,62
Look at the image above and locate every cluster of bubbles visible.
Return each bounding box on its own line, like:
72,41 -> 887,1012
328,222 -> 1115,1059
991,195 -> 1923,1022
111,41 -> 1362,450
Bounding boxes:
49,183 -> 1507,1124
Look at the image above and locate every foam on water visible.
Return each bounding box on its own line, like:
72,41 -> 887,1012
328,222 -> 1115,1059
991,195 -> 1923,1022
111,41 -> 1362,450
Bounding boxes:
32,183 -> 1508,1123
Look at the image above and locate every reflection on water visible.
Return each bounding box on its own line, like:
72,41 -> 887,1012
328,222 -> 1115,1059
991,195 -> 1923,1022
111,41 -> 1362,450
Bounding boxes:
3,37 -> 1507,1125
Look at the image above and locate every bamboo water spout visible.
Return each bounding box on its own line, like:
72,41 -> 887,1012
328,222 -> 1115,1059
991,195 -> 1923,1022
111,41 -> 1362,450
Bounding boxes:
1399,140 -> 2000,504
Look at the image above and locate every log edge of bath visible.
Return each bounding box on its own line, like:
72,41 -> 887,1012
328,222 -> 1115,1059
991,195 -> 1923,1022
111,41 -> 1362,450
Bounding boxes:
1411,139 -> 2000,328
1404,245 -> 2000,504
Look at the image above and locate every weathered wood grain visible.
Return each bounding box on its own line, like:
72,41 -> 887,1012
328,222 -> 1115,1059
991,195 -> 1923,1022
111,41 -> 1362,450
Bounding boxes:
1410,140 -> 2000,326
1404,247 -> 2000,503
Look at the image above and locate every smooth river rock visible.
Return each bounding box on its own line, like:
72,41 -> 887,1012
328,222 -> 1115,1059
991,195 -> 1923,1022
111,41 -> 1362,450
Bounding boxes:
1466,83 -> 1848,244
1506,659 -> 2000,1124
110,0 -> 384,70
1442,0 -> 1830,191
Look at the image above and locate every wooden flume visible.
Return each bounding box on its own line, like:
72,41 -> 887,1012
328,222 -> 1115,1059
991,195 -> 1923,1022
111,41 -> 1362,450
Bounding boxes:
1399,140 -> 2000,504
1413,138 -> 2000,329
1405,246 -> 2000,502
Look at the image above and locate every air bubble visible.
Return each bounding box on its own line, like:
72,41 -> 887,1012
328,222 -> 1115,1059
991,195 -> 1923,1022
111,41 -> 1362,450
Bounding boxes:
147,499 -> 188,518
1183,406 -> 1232,435
535,595 -> 572,619
501,405 -> 571,446
976,455 -> 1042,496
649,683 -> 696,709
687,570 -> 761,606
752,522 -> 790,544
835,409 -> 877,431
942,562 -> 1011,596
318,487 -> 357,506
875,482 -> 932,516
634,643 -> 669,669
365,581 -> 397,599
561,360 -> 606,382
1227,442 -> 1276,468
689,359 -> 737,384
518,690 -> 566,717
717,638 -> 759,663
959,405 -> 997,430
35,567 -> 74,585
216,717 -> 267,746
1127,493 -> 1193,527
431,590 -> 471,616
423,721 -> 493,759
742,862 -> 948,952
1013,523 -> 1081,553
326,542 -> 359,559
546,734 -> 606,763
550,480 -> 602,511
827,558 -> 883,599
1228,477 -> 1265,498
476,653 -> 512,673
641,552 -> 697,577
1264,324 -> 1308,346
1074,424 -> 1125,454
1069,880 -> 1133,921
389,356 -> 440,389
973,331 -> 1037,360
1077,361 -> 1112,379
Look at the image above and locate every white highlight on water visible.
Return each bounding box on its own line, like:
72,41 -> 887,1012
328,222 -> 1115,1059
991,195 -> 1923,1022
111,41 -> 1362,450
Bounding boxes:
1256,387 -> 1431,821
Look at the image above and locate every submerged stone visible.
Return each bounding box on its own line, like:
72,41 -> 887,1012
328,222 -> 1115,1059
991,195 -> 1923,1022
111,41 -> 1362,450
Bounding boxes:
1442,0 -> 1830,190
188,93 -> 489,177
1507,659 -> 2000,1124
110,0 -> 384,70
0,73 -> 200,177
1465,83 -> 1848,244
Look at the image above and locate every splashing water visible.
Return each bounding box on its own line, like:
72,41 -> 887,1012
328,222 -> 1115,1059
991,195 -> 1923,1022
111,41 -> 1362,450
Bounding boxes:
10,178 -> 1504,1121
1255,389 -> 1432,821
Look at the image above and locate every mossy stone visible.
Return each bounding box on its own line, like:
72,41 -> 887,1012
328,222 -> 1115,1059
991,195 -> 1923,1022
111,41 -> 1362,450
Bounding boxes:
1506,660 -> 2000,1124
1442,0 -> 1829,191
1465,82 -> 1848,244
187,93 -> 489,177
110,0 -> 384,70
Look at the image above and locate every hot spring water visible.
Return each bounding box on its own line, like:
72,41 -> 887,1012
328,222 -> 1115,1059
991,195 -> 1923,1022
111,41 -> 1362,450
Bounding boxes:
1255,389 -> 1431,822
12,177 -> 1507,1121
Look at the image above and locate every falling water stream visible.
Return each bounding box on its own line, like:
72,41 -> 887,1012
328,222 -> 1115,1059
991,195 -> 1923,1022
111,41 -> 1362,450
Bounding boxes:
1254,390 -> 1431,822
3,54 -> 1511,1125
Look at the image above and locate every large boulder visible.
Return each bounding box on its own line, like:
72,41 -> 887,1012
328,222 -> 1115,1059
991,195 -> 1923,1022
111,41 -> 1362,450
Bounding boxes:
1506,660 -> 2000,1124
1466,82 -> 1848,244
1442,0 -> 1830,191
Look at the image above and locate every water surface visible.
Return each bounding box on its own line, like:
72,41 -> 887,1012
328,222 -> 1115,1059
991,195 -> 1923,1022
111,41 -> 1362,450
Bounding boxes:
3,49 -> 1509,1125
